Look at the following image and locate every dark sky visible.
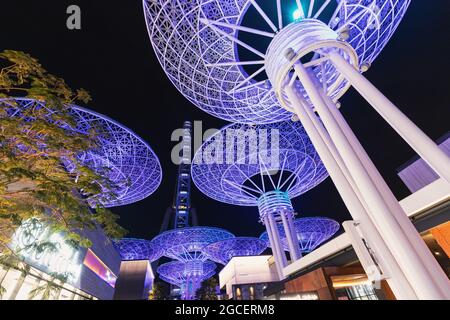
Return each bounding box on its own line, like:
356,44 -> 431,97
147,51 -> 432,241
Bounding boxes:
1,1 -> 449,241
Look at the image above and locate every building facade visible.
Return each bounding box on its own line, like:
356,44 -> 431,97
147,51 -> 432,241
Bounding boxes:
0,222 -> 121,300
219,255 -> 279,300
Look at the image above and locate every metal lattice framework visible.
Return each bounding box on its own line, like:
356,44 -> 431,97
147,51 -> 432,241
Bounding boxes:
113,238 -> 163,261
0,98 -> 162,207
191,121 -> 328,207
260,217 -> 340,252
204,237 -> 267,265
144,1 -> 450,298
143,0 -> 410,124
157,260 -> 217,300
157,260 -> 217,286
150,226 -> 235,261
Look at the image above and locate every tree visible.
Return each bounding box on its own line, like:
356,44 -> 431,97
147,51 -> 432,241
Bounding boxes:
195,278 -> 219,300
27,272 -> 68,300
0,50 -> 127,258
148,282 -> 170,300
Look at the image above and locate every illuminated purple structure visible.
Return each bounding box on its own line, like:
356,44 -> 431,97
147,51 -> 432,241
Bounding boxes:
0,98 -> 162,207
191,121 -> 328,277
157,260 -> 216,300
204,237 -> 267,265
144,0 -> 409,124
113,238 -> 163,262
144,0 -> 450,298
260,217 -> 339,253
151,227 -> 234,299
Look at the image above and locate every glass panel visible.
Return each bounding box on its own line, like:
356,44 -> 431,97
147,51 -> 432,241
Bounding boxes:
83,249 -> 117,287
15,273 -> 41,300
1,269 -> 23,300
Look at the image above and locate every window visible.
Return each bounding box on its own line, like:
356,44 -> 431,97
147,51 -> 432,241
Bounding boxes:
335,284 -> 378,300
235,287 -> 242,300
83,249 -> 117,287
0,263 -> 94,300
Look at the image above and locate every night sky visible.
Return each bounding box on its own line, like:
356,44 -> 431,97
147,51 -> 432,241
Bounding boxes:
1,1 -> 449,241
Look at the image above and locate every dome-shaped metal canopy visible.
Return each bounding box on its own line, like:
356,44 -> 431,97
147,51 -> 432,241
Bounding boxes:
113,238 -> 163,262
260,217 -> 340,252
143,0 -> 410,124
0,98 -> 162,207
191,121 -> 328,206
150,226 -> 235,261
204,237 -> 267,265
157,260 -> 217,287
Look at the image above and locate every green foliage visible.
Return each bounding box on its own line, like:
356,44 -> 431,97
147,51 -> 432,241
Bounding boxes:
0,50 -> 127,255
27,272 -> 68,300
195,278 -> 219,300
0,50 -> 91,104
148,282 -> 170,300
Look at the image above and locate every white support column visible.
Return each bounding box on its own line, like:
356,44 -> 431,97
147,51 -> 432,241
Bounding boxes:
329,51 -> 450,183
285,85 -> 417,299
320,89 -> 450,297
287,212 -> 302,259
264,215 -> 285,279
280,213 -> 301,261
268,213 -> 288,268
293,61 -> 449,299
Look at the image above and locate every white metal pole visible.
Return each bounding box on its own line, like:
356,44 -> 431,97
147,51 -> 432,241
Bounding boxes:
293,61 -> 448,299
320,89 -> 450,297
280,212 -> 301,261
329,51 -> 450,183
264,215 -> 285,279
285,85 -> 417,299
268,213 -> 288,268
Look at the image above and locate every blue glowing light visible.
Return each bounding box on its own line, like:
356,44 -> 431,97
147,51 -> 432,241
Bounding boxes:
260,217 -> 340,253
143,0 -> 411,124
204,237 -> 267,265
113,238 -> 163,262
0,98 -> 162,207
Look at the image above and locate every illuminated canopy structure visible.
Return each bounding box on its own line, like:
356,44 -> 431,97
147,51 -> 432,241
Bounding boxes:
151,226 -> 234,299
0,98 -> 162,207
113,238 -> 163,262
10,218 -> 82,284
191,121 -> 328,276
204,237 -> 267,265
144,0 -> 450,299
144,0 -> 408,124
260,217 -> 339,253
157,260 -> 216,299
191,121 -> 327,206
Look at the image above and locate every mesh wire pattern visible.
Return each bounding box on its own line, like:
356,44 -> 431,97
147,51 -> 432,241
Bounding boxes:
0,98 -> 162,207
